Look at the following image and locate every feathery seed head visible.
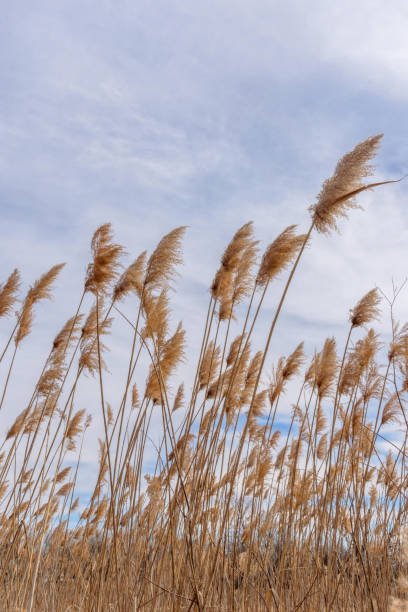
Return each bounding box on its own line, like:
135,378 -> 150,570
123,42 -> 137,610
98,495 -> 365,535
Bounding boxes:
350,288 -> 381,328
145,322 -> 186,404
211,222 -> 255,320
0,269 -> 21,319
113,250 -> 147,301
52,314 -> 83,352
56,467 -> 72,483
199,341 -> 221,391
310,134 -> 383,234
172,383 -> 184,412
256,226 -> 306,287
282,342 -> 305,381
141,289 -> 170,346
16,264 -> 65,344
316,337 -> 338,399
144,226 -> 186,291
85,223 -> 125,295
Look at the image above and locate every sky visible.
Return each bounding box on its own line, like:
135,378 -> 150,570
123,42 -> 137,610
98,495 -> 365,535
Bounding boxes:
1,0 -> 408,499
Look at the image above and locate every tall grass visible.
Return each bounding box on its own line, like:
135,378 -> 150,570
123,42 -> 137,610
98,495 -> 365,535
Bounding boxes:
0,134 -> 407,610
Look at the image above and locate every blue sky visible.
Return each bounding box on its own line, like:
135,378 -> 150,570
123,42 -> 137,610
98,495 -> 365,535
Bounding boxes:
1,1 -> 408,495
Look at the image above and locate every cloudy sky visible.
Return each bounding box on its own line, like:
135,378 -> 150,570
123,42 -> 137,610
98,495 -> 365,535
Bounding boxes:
1,1 -> 408,495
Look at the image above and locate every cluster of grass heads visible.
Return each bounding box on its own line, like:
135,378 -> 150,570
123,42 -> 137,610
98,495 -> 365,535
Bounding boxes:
1,134 -> 408,611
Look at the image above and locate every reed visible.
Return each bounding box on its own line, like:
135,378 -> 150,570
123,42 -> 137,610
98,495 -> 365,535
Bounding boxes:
0,135 -> 407,611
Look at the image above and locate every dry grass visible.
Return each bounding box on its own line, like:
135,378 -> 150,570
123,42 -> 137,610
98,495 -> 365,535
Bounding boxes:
0,135 -> 407,611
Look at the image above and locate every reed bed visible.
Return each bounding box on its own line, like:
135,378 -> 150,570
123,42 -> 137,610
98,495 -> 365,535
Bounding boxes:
0,134 -> 407,611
